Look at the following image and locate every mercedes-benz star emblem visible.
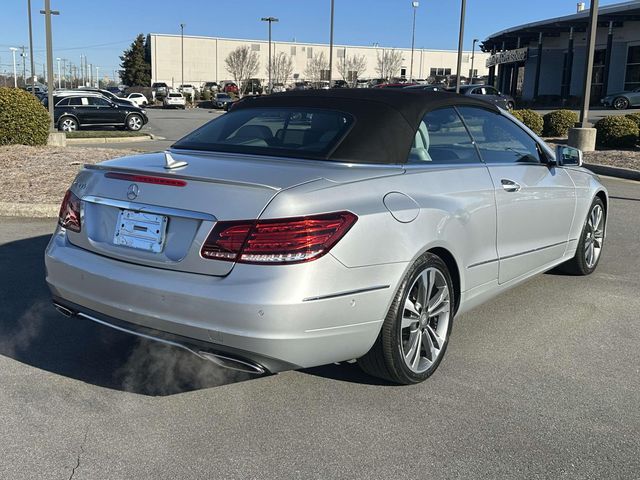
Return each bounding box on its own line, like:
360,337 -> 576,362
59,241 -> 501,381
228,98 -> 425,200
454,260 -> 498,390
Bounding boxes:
127,183 -> 139,200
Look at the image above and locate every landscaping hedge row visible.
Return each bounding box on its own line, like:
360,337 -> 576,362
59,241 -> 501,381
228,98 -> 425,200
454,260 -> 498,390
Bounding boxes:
0,87 -> 50,146
595,115 -> 639,148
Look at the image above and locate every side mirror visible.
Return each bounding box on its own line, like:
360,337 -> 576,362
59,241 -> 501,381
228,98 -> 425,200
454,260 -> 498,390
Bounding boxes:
555,145 -> 583,167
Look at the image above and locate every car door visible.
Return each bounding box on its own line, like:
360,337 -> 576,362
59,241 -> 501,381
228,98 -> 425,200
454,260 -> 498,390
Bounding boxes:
457,106 -> 576,284
67,96 -> 95,125
87,96 -> 121,125
407,107 -> 499,291
481,86 -> 506,108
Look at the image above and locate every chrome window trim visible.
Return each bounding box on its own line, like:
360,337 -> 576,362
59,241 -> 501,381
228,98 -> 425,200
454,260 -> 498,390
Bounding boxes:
82,195 -> 217,221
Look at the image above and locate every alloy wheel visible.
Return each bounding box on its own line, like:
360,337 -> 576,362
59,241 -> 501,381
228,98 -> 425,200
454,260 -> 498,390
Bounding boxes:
585,203 -> 604,268
613,97 -> 629,110
401,267 -> 451,374
128,115 -> 142,131
60,118 -> 77,132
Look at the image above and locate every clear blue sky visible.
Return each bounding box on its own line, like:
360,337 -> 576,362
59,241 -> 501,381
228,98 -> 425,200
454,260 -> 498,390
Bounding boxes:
0,0 -> 622,80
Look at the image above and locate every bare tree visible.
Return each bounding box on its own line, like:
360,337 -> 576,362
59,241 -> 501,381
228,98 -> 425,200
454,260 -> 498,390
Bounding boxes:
337,54 -> 367,86
225,46 -> 259,95
376,49 -> 403,81
271,52 -> 294,86
304,51 -> 329,85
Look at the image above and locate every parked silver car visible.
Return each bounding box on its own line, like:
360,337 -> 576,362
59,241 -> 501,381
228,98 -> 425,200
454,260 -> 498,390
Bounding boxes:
47,90 -> 608,384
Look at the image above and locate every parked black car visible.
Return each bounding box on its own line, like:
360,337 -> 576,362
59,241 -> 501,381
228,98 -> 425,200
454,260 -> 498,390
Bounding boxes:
242,78 -> 263,95
332,80 -> 349,88
77,87 -> 136,107
45,93 -> 148,132
212,92 -> 234,109
448,84 -> 515,110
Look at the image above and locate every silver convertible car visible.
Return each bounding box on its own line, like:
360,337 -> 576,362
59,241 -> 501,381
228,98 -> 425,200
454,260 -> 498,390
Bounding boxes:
46,90 -> 608,384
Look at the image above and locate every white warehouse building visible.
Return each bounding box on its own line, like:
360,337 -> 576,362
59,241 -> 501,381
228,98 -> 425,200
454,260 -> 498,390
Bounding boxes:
149,33 -> 490,88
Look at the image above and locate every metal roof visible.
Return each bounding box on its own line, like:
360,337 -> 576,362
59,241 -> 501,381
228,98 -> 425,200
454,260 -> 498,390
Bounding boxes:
482,1 -> 640,51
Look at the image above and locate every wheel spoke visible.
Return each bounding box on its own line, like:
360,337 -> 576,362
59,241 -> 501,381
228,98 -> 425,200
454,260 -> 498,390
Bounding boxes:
404,297 -> 420,318
428,286 -> 448,316
425,324 -> 443,350
422,330 -> 435,362
404,330 -> 422,369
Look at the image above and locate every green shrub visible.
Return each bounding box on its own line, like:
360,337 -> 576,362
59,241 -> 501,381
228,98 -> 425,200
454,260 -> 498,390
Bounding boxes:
510,109 -> 544,135
0,87 -> 50,146
201,89 -> 211,101
625,113 -> 640,130
595,115 -> 639,148
543,109 -> 578,137
183,92 -> 192,104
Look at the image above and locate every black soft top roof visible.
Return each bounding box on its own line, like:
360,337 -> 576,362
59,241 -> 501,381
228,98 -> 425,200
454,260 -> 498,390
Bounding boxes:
231,89 -> 499,164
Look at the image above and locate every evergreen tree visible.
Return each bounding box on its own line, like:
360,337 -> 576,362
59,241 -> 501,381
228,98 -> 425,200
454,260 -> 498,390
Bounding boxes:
120,34 -> 151,86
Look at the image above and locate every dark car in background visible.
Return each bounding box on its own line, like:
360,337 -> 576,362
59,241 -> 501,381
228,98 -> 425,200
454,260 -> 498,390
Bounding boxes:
151,82 -> 169,100
212,92 -> 234,109
332,80 -> 349,88
243,78 -> 263,95
601,87 -> 640,110
46,93 -> 148,132
449,84 -> 515,110
404,84 -> 444,92
77,87 -> 136,107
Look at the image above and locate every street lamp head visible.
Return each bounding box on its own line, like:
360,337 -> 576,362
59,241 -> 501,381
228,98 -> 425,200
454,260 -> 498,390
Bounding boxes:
261,17 -> 279,22
412,1 -> 419,7
10,47 -> 18,52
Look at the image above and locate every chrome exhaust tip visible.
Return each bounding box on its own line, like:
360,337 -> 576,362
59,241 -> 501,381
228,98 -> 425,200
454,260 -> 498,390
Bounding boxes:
53,303 -> 75,318
197,351 -> 266,375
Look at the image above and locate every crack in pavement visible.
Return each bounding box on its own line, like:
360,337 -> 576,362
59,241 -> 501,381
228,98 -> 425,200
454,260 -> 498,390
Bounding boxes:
68,426 -> 89,480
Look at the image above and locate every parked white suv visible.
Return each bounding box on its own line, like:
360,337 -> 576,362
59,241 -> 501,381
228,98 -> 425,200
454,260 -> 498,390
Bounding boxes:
163,92 -> 186,109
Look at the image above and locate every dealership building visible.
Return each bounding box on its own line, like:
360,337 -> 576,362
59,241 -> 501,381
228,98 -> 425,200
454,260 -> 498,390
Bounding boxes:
482,1 -> 640,104
148,33 -> 490,88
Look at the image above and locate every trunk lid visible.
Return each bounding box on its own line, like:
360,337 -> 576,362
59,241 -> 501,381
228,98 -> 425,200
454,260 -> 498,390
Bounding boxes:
67,150 -> 403,276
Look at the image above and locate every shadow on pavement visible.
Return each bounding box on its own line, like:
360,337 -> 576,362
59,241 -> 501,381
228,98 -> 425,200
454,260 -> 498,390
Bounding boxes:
0,234 -> 255,396
302,363 -> 395,386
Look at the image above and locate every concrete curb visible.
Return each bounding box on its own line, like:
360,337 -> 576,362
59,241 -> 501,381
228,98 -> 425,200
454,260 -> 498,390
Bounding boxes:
585,163 -> 640,182
66,135 -> 153,145
0,202 -> 59,218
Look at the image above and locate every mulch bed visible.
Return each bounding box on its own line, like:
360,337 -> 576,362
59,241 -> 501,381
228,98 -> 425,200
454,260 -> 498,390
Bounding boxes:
0,145 -> 139,205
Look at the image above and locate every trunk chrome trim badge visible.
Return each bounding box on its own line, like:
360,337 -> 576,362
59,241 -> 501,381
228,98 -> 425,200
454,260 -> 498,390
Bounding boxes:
164,151 -> 188,170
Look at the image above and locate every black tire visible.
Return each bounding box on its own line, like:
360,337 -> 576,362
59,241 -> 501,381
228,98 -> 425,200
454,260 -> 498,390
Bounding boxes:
126,114 -> 143,131
612,97 -> 629,110
358,252 -> 455,385
557,197 -> 606,275
58,116 -> 78,132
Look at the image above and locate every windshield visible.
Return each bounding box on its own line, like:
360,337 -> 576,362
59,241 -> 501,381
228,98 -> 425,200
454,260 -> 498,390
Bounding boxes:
173,107 -> 353,160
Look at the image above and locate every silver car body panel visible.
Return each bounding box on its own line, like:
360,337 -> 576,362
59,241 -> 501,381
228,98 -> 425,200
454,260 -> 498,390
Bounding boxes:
46,123 -> 608,371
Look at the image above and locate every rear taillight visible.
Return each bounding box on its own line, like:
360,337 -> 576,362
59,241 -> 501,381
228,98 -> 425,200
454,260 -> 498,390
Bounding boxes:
201,211 -> 357,265
58,190 -> 81,232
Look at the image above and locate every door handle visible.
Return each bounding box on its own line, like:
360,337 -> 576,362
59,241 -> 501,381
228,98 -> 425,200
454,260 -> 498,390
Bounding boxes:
501,179 -> 521,192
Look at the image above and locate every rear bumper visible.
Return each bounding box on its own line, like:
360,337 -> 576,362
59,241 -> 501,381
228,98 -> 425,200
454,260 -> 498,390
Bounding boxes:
45,228 -> 404,371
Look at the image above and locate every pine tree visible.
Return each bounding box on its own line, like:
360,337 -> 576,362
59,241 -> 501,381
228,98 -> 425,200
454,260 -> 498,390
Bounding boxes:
120,34 -> 151,86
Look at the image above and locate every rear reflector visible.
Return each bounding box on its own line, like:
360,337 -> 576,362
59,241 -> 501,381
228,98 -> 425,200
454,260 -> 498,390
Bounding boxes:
105,172 -> 187,187
58,190 -> 81,232
201,211 -> 357,265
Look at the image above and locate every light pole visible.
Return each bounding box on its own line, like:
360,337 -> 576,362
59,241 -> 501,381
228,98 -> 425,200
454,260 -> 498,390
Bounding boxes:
80,54 -> 84,86
96,66 -> 100,88
40,0 -> 60,130
409,1 -> 419,82
180,23 -> 185,89
56,57 -> 61,88
579,0 -> 599,127
469,38 -> 478,82
261,17 -> 279,93
328,0 -> 335,86
455,0 -> 466,93
28,0 -> 36,92
10,47 -> 18,88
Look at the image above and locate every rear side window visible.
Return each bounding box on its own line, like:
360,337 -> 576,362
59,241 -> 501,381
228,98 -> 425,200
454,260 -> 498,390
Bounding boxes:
457,107 -> 541,164
408,107 -> 481,164
173,108 -> 353,159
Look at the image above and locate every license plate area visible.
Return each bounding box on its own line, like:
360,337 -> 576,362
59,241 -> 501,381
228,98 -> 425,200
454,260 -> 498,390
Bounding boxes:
113,210 -> 168,253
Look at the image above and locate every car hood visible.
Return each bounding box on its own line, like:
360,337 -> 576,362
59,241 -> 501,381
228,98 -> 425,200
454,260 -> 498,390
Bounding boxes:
603,91 -> 631,98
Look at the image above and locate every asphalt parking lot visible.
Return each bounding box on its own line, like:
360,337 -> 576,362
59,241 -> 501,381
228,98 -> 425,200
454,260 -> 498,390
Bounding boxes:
0,176 -> 639,479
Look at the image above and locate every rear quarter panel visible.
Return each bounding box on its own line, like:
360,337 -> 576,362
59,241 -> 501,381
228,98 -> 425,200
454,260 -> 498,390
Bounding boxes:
262,164 -> 498,295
